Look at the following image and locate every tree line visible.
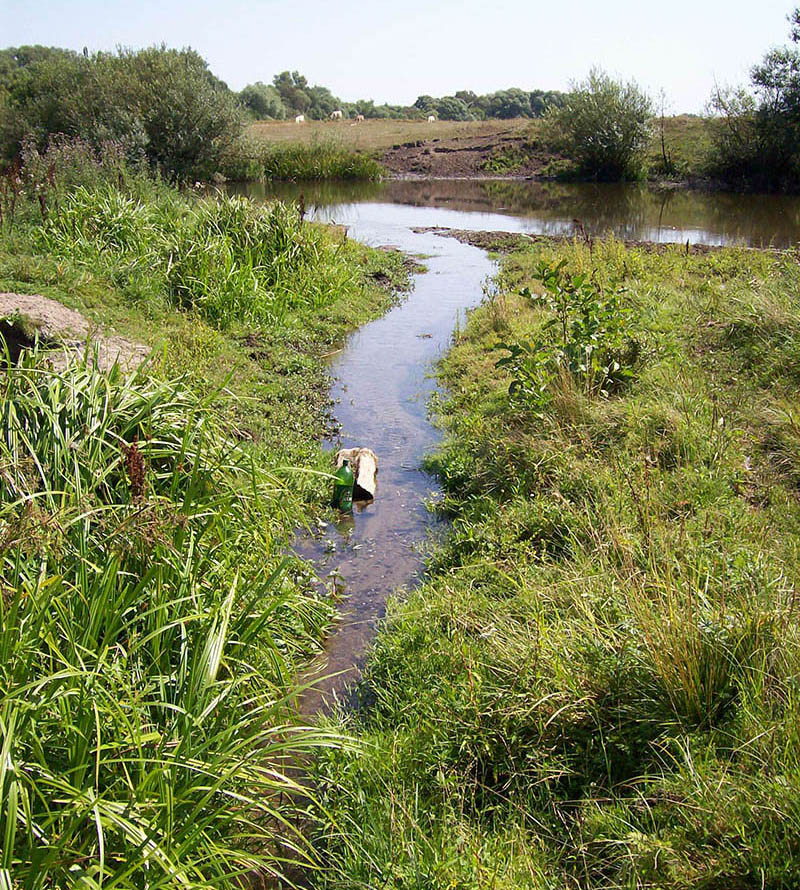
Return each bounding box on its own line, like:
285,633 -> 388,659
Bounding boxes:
2,8 -> 800,192
239,72 -> 566,121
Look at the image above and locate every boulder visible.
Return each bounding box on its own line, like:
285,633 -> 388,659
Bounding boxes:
0,293 -> 149,371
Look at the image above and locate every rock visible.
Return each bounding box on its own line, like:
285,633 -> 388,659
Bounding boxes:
336,447 -> 378,500
0,293 -> 149,371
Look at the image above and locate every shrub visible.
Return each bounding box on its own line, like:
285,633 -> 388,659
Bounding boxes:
0,46 -> 242,180
544,68 -> 654,180
496,258 -> 639,411
707,8 -> 800,190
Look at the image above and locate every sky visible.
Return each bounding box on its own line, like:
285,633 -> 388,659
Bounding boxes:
1,0 -> 796,113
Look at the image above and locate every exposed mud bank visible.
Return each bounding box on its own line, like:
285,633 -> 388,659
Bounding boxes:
380,129 -> 555,178
412,226 -> 797,255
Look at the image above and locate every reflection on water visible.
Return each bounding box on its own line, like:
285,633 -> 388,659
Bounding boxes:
231,178 -> 800,714
231,178 -> 800,248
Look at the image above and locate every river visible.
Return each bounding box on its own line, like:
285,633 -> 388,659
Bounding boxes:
231,178 -> 800,712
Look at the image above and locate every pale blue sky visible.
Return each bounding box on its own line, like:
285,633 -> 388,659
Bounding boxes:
1,0 -> 795,112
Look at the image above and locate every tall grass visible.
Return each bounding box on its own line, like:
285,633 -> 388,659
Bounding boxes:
310,239 -> 800,889
39,184 -> 362,326
222,138 -> 383,182
0,350 -> 345,886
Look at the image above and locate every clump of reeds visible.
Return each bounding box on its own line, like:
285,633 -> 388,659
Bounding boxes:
0,349 -> 342,886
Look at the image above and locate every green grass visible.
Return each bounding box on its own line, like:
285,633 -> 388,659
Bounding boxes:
311,238 -> 800,888
0,145 -> 408,885
223,137 -> 384,182
245,115 -> 720,183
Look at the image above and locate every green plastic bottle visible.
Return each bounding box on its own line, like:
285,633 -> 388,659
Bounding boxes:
333,459 -> 354,512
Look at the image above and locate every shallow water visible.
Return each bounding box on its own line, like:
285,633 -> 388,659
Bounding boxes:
234,178 -> 800,249
233,179 -> 800,712
294,222 -> 494,711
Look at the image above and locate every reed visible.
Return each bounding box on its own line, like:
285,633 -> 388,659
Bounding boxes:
0,350 -> 349,886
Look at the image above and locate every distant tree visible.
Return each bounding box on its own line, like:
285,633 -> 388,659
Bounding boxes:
306,84 -> 340,118
486,89 -> 531,119
239,81 -> 286,119
544,68 -> 653,180
355,99 -> 376,117
435,96 -> 473,120
0,45 -> 77,86
272,71 -> 315,115
529,89 -> 565,117
413,95 -> 437,113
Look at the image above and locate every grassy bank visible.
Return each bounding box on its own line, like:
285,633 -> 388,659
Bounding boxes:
312,237 -> 800,887
246,118 -> 534,152
0,144 -> 407,885
224,137 -> 383,182
246,116 -> 718,183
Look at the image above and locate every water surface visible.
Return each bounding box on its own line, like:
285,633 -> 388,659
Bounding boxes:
235,178 -> 800,249
234,179 -> 800,712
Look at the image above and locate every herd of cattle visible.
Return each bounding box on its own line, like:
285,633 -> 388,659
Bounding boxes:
294,111 -> 437,123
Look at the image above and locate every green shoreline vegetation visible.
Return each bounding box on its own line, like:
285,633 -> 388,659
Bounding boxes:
311,236 -> 800,888
0,141 -> 408,885
3,11 -> 800,190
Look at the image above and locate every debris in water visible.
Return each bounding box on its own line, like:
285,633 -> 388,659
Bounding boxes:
336,447 -> 378,500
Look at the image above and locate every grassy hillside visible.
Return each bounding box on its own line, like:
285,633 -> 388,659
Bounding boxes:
312,236 -> 800,888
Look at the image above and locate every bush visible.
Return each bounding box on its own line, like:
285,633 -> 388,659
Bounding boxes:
495,258 -> 639,411
707,8 -> 800,190
544,68 -> 653,180
239,81 -> 286,120
0,46 -> 242,180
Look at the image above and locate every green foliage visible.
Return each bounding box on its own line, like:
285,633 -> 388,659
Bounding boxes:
708,8 -> 800,190
414,87 -> 566,121
35,178 -> 375,325
0,352 -> 344,886
496,258 -> 638,410
253,139 -> 383,181
480,142 -> 535,173
0,144 -> 410,886
544,68 -> 654,180
239,80 -> 286,119
272,70 -> 341,120
0,46 -> 242,180
311,239 -> 800,888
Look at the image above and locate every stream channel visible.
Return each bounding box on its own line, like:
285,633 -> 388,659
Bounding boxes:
232,179 -> 800,713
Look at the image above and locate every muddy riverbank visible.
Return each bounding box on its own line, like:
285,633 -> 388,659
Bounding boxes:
410,226 -> 797,254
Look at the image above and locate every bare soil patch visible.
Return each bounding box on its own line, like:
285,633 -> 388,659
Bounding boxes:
380,129 -> 551,178
0,293 -> 149,370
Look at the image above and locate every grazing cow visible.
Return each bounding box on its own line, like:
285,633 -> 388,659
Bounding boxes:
427,114 -> 436,122
330,109 -> 343,120
355,113 -> 365,122
295,114 -> 305,123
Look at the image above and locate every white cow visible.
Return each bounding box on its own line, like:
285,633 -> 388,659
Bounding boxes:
427,115 -> 436,122
295,114 -> 305,123
355,113 -> 365,122
330,109 -> 343,120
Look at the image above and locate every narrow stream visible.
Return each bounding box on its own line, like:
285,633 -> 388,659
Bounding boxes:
294,221 -> 494,712
232,179 -> 800,713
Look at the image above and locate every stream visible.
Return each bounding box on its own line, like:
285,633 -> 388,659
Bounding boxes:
232,179 -> 800,712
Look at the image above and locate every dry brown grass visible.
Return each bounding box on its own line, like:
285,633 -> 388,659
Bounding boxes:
245,117 -> 536,154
